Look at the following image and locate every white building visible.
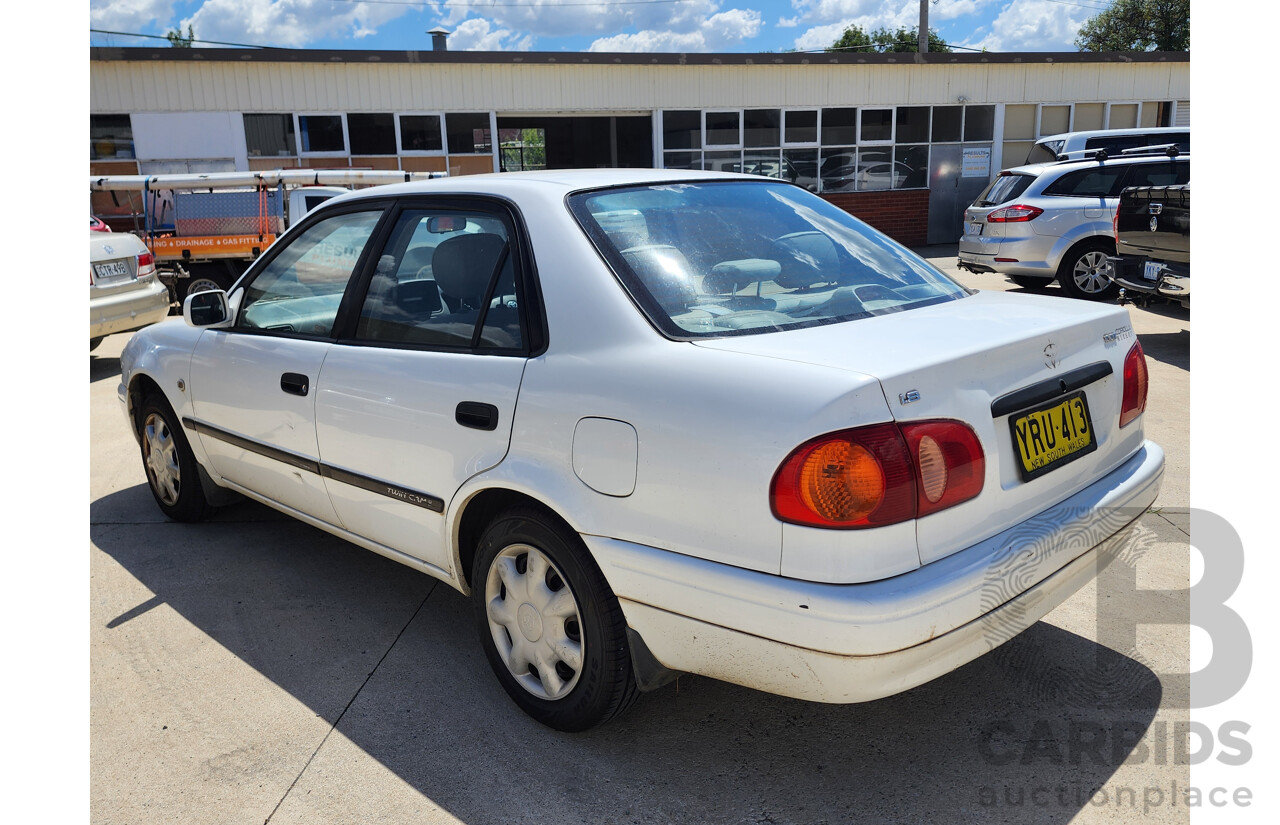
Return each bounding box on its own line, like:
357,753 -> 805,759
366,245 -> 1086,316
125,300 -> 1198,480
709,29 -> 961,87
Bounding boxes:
90,46 -> 1190,244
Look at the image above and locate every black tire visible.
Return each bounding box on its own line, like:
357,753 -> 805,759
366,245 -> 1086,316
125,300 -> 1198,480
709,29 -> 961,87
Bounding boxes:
90,337 -> 105,351
1057,240 -> 1119,301
137,392 -> 212,522
1006,275 -> 1051,291
175,261 -> 241,305
472,506 -> 638,731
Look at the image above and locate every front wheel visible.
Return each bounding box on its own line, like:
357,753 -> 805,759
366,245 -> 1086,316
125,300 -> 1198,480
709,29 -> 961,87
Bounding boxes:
138,392 -> 211,522
1057,241 -> 1119,301
472,506 -> 638,731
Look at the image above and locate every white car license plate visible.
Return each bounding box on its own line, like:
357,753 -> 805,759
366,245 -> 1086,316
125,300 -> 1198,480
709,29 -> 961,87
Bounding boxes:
1143,261 -> 1163,281
967,222 -> 983,236
93,260 -> 132,283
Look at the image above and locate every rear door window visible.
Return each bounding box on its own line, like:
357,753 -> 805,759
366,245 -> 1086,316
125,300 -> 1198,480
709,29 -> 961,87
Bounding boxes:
1121,161 -> 1190,188
1042,166 -> 1129,198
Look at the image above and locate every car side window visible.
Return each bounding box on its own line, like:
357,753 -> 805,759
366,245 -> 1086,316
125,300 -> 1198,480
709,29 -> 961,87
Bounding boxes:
1122,162 -> 1190,189
237,210 -> 382,337
1042,166 -> 1128,198
355,209 -> 523,350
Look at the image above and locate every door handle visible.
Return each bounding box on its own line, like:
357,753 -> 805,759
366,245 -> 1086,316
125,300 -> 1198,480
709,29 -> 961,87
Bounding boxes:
280,372 -> 310,397
456,401 -> 499,431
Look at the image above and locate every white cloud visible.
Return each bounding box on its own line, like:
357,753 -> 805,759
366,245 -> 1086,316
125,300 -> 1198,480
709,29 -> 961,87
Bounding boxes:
448,18 -> 536,51
777,16 -> 800,28
90,0 -> 177,32
963,0 -> 1088,52
587,7 -> 763,52
180,0 -> 409,48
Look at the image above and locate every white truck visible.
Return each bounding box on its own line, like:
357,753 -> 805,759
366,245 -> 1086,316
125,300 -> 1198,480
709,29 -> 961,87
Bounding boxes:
90,169 -> 446,303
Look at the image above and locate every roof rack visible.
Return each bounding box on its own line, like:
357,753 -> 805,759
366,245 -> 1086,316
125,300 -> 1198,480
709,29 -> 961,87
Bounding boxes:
1054,143 -> 1185,163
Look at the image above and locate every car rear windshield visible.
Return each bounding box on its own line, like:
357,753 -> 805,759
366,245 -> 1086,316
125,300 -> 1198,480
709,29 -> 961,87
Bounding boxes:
568,180 -> 968,339
1025,140 -> 1063,164
974,172 -> 1036,206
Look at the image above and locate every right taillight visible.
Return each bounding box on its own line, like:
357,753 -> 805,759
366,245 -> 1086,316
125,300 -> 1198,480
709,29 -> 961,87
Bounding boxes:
1120,340 -> 1149,428
770,420 -> 985,529
987,204 -> 1044,223
1113,207 -> 1120,244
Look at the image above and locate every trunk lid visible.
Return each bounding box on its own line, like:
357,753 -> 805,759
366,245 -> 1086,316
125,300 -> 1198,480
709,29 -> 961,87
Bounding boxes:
693,290 -> 1145,565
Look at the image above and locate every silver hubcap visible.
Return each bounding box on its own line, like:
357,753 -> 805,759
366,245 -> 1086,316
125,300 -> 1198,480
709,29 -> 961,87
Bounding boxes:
187,278 -> 221,295
1072,251 -> 1112,294
142,412 -> 180,506
484,544 -> 584,701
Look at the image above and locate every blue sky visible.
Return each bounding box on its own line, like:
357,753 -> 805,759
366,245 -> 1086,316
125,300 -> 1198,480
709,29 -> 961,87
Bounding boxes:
89,0 -> 1118,54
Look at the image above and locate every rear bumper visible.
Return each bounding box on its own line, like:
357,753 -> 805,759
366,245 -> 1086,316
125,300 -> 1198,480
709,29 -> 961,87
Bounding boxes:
1108,256 -> 1190,304
90,278 -> 171,339
588,440 -> 1164,703
959,232 -> 1058,277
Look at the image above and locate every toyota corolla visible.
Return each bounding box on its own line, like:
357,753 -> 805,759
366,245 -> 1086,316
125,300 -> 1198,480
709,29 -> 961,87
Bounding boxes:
119,169 -> 1162,731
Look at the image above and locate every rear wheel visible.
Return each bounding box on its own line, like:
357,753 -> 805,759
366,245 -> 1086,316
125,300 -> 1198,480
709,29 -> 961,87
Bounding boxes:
138,392 -> 211,522
175,261 -> 242,305
472,506 -> 638,731
1057,240 -> 1119,301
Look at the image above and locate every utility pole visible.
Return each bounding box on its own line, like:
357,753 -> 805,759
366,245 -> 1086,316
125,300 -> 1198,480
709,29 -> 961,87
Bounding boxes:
919,0 -> 928,53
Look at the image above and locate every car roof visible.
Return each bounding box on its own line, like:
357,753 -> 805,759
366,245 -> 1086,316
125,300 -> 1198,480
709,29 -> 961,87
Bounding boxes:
331,168 -> 767,202
1000,151 -> 1190,178
1033,126 -> 1189,144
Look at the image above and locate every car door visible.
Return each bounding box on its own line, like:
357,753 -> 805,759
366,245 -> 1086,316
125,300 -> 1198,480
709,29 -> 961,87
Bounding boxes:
313,201 -> 535,572
188,204 -> 387,523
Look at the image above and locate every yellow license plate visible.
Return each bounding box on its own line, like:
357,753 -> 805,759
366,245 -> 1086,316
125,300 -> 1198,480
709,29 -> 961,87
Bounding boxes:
1010,391 -> 1097,481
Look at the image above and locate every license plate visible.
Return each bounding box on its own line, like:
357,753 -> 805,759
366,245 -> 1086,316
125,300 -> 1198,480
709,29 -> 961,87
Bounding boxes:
1009,391 -> 1097,482
967,222 -> 984,236
1143,260 -> 1164,281
93,260 -> 132,283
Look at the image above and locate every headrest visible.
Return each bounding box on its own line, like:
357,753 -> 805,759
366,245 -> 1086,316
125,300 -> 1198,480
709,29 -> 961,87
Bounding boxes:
620,244 -> 698,313
432,233 -> 507,308
772,231 -> 840,289
703,258 -> 783,295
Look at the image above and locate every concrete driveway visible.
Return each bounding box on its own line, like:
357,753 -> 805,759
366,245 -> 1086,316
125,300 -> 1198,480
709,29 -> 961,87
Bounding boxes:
90,251 -> 1191,824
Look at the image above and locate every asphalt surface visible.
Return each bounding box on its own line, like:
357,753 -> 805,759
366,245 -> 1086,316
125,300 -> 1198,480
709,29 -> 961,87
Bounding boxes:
90,247 -> 1191,824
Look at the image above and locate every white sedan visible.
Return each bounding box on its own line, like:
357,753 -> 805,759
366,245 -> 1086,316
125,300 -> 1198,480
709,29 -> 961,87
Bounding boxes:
118,169 -> 1162,731
91,230 -> 171,350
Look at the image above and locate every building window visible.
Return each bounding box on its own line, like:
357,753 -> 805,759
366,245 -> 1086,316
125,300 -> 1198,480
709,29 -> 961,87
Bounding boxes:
399,114 -> 444,153
91,114 -> 134,160
859,109 -> 893,143
705,111 -> 742,147
298,114 -> 345,153
348,113 -> 396,155
821,108 -> 857,145
931,106 -> 962,142
964,106 -> 995,142
743,109 -> 780,148
445,113 -> 492,154
244,114 -> 297,157
783,110 -> 818,145
659,106 -> 1001,194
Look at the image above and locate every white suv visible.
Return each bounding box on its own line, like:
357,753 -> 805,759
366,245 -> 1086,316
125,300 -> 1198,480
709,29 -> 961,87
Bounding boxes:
957,151 -> 1189,300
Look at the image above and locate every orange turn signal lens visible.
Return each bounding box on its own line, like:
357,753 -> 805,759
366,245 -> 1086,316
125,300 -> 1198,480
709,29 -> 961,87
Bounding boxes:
797,441 -> 885,522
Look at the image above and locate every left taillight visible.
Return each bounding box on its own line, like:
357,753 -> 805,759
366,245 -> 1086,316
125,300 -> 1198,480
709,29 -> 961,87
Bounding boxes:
1119,340 -> 1149,428
986,204 -> 1043,223
137,250 -> 155,277
770,420 -> 985,529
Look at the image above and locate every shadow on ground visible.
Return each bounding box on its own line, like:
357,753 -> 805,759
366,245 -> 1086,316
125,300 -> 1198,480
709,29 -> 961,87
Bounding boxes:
92,486 -> 1165,825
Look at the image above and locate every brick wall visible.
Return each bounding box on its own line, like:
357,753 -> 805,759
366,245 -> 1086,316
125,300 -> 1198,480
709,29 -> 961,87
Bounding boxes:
820,189 -> 930,247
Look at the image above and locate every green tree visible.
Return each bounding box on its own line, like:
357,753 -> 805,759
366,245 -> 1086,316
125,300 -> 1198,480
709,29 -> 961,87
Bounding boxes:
1075,0 -> 1189,51
828,24 -> 951,53
165,25 -> 195,48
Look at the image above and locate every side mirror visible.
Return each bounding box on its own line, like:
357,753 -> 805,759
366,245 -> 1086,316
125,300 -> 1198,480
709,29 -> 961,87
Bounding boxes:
183,289 -> 233,328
